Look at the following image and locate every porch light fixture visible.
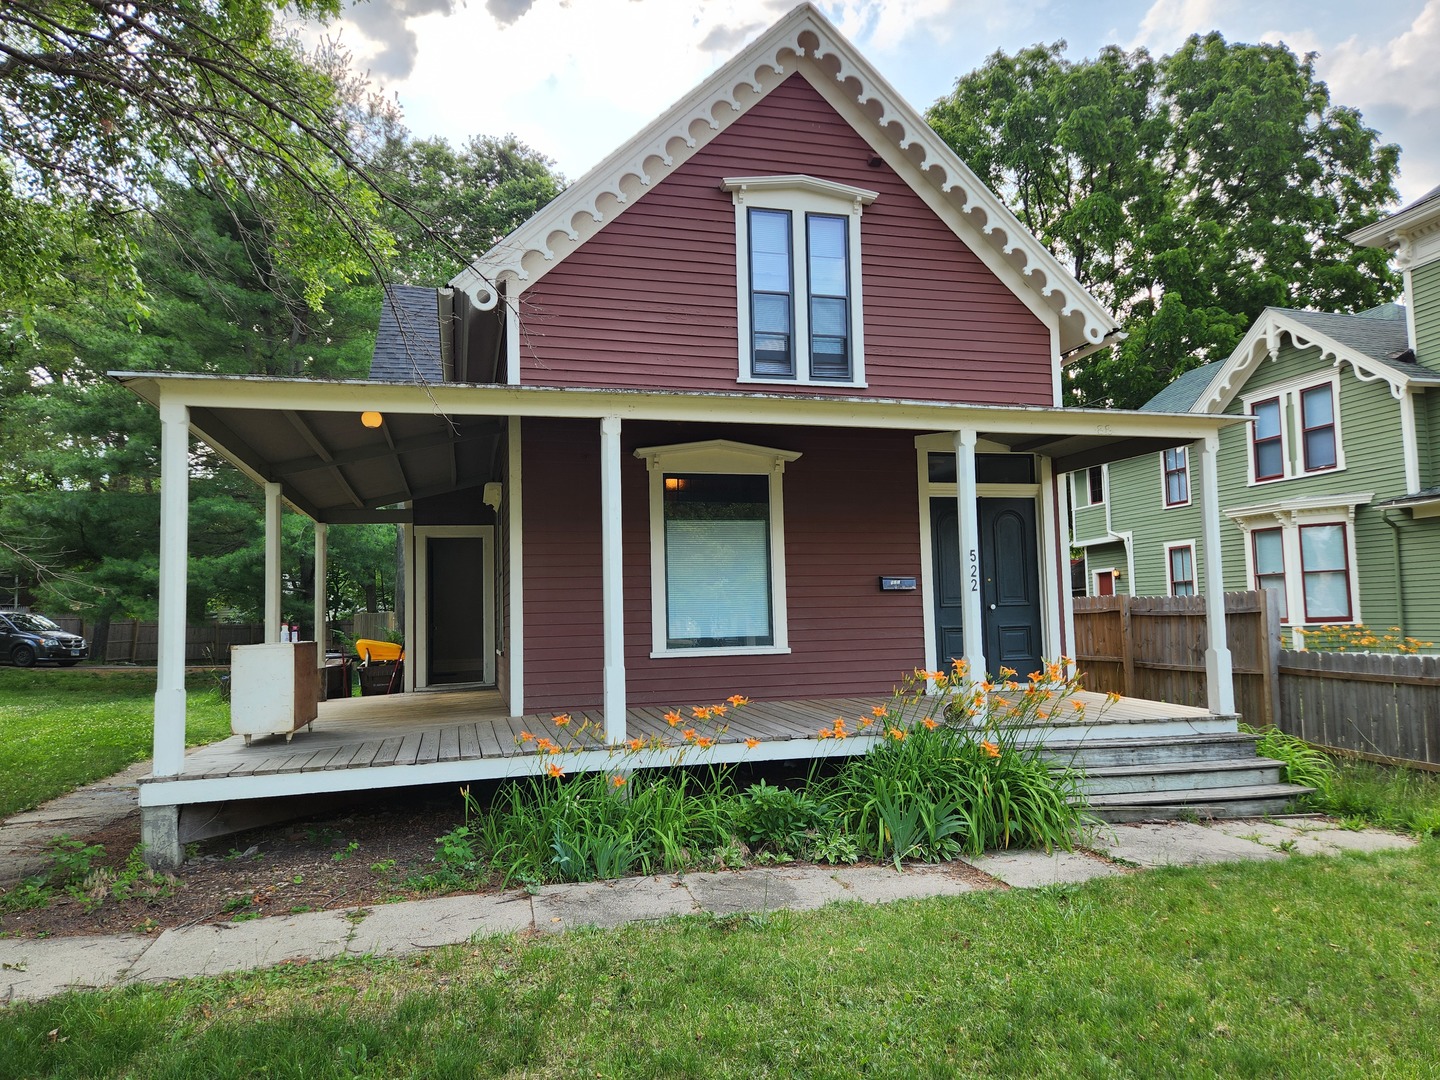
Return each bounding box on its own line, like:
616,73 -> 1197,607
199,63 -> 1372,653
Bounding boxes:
361,411 -> 383,429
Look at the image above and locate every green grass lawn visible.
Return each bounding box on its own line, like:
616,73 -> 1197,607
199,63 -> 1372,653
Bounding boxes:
1,844 -> 1437,1077
0,668 -> 230,818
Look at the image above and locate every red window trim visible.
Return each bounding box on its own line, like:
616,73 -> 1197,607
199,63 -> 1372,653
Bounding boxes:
1300,383 -> 1337,473
1298,522 -> 1353,624
1163,447 -> 1189,507
1252,396 -> 1284,481
1250,526 -> 1288,621
1167,543 -> 1196,596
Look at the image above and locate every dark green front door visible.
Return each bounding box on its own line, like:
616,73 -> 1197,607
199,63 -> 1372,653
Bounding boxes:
930,497 -> 1043,678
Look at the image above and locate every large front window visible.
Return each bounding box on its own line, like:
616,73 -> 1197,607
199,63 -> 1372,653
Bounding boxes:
1300,523 -> 1352,622
637,439 -> 798,658
663,473 -> 773,648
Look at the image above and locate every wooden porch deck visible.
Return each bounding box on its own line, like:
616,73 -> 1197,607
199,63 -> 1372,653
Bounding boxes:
140,687 -> 1230,811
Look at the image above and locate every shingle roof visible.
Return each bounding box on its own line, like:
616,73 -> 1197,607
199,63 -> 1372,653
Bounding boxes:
369,285 -> 444,383
1276,305 -> 1436,381
1374,485 -> 1440,509
1140,362 -> 1223,413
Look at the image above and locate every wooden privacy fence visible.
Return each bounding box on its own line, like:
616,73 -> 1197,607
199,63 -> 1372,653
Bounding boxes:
51,618 -> 266,664
1279,651 -> 1440,770
1072,591 -> 1282,725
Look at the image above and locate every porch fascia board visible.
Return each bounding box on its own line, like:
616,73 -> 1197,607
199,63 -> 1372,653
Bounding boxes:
113,372 -> 1240,445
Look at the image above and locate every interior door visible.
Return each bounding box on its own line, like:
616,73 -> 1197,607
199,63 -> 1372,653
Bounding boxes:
930,497 -> 1044,677
425,535 -> 486,685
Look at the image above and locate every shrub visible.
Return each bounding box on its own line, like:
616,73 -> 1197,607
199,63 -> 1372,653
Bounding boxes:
1240,724 -> 1335,803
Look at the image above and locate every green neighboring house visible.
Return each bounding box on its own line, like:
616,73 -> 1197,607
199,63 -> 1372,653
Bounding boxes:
1072,185 -> 1440,648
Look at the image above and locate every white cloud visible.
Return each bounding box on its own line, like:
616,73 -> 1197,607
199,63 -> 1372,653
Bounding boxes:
1129,0 -> 1228,50
1314,0 -> 1440,116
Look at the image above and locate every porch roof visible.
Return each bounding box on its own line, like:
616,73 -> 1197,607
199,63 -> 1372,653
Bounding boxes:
112,371 -> 1241,524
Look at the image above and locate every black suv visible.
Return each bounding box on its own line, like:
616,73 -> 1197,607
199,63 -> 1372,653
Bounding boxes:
0,611 -> 89,667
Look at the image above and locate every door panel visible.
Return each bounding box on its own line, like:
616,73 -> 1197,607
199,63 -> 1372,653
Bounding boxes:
426,536 -> 486,685
930,497 -> 1044,678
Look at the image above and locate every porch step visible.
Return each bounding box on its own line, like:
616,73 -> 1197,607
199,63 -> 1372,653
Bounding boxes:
1041,731 -> 1314,822
1083,783 -> 1317,823
1077,757 -> 1289,797
1042,732 -> 1264,770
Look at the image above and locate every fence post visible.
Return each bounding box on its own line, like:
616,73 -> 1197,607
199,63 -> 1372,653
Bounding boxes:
1261,588 -> 1282,728
1119,594 -> 1136,698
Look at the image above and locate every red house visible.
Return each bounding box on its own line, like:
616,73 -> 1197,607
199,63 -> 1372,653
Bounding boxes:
119,5 -> 1251,864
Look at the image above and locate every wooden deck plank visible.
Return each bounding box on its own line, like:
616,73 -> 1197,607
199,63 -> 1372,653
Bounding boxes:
371,736 -> 404,768
417,729 -> 441,765
476,721 -> 510,758
395,732 -> 424,767
438,725 -> 461,763
458,723 -> 481,761
338,740 -> 384,770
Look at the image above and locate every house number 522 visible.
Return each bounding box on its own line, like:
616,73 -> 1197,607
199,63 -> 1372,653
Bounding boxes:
968,548 -> 979,592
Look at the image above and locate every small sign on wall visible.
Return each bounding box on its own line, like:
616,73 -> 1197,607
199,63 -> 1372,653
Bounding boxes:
879,576 -> 917,591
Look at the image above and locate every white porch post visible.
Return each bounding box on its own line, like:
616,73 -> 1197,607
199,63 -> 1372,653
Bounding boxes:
600,416 -> 627,742
153,397 -> 190,777
313,521 -> 327,655
264,482 -> 283,641
507,419 -> 525,717
953,428 -> 986,680
1198,434 -> 1236,715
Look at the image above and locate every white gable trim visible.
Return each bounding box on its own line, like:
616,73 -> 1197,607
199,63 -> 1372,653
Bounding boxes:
1197,308 -> 1424,414
448,3 -> 1114,356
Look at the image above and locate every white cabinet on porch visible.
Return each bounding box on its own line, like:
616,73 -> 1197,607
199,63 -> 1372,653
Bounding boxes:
230,641 -> 320,745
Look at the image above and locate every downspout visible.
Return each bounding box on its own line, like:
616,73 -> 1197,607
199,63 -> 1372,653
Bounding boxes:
1383,510 -> 1405,634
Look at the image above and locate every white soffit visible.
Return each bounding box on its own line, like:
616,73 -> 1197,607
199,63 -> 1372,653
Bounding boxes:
448,2 -> 1116,354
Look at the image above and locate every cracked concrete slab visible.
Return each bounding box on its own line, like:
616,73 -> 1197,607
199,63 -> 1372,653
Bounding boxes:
346,892 -> 533,956
1212,820 -> 1417,857
830,862 -> 980,902
0,934 -> 147,1003
967,849 -> 1122,888
532,876 -> 695,933
1089,822 -> 1287,868
683,866 -> 851,916
123,909 -> 352,983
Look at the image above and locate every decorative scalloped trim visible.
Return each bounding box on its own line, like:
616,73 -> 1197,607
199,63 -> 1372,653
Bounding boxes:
452,6 -> 1113,347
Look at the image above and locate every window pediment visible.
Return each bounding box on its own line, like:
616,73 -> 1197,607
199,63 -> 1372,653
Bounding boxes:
634,439 -> 802,475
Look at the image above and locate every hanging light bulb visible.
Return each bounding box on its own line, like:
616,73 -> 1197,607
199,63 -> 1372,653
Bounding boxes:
361,411 -> 383,429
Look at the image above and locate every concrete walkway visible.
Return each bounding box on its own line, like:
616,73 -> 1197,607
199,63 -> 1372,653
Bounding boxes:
0,762 -> 147,886
0,815 -> 1414,1005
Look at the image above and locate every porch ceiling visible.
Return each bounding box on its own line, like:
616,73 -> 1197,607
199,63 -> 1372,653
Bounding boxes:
188,403 -> 501,524
114,372 -> 1243,520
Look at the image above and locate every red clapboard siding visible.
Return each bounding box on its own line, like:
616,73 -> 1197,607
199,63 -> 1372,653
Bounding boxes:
521,419 -> 926,711
519,73 -> 1053,406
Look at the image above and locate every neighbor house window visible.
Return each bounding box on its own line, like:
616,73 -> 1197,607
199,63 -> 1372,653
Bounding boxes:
1162,447 -> 1189,507
1252,397 -> 1284,481
1251,527 -> 1288,620
1087,466 -> 1105,506
724,175 -> 876,386
1300,523 -> 1352,622
636,439 -> 800,657
1300,383 -> 1337,472
1166,542 -> 1196,597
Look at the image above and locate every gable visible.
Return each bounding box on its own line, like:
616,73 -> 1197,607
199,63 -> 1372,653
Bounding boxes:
514,73 -> 1056,406
452,4 -> 1113,362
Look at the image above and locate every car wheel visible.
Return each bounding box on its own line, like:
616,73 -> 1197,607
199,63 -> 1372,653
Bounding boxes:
56,659 -> 81,668
11,644 -> 37,668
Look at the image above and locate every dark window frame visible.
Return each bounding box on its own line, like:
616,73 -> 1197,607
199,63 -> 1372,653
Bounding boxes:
1299,522 -> 1353,624
1086,466 -> 1105,506
1167,543 -> 1196,597
1300,383 -> 1338,473
746,207 -> 795,379
804,212 -> 852,382
1252,396 -> 1285,481
1250,527 -> 1289,622
1162,447 -> 1190,507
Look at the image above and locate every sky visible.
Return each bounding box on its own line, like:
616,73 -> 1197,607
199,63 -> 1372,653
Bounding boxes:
328,0 -> 1440,206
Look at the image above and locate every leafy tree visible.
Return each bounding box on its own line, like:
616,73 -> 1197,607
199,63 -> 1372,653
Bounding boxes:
928,34 -> 1401,407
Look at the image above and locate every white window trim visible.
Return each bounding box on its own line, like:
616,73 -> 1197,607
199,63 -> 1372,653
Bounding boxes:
724,175 -> 876,388
1230,495 -> 1368,627
1164,539 -> 1197,597
634,439 -> 800,659
1077,464 -> 1107,508
1160,446 -> 1191,509
1242,371 -> 1345,486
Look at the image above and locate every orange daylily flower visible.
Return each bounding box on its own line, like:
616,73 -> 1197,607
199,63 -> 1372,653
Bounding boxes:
711,703 -> 728,716
546,763 -> 565,778
692,706 -> 712,721
921,717 -> 939,730
727,695 -> 750,707
612,775 -> 626,788
627,737 -> 645,751
981,740 -> 1000,758
859,717 -> 873,728
681,728 -> 697,741
745,737 -> 760,749
1105,691 -> 1122,705
548,746 -> 561,755
552,713 -> 572,727
519,731 -> 535,743
871,705 -> 888,718
887,728 -> 907,741
663,710 -> 683,726
696,736 -> 714,748
818,727 -> 834,740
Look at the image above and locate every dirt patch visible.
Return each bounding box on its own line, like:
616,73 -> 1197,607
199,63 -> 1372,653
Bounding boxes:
3,787 -> 475,939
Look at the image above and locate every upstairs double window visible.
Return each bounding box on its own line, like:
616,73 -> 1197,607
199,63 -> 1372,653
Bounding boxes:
1244,375 -> 1343,485
724,175 -> 877,386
